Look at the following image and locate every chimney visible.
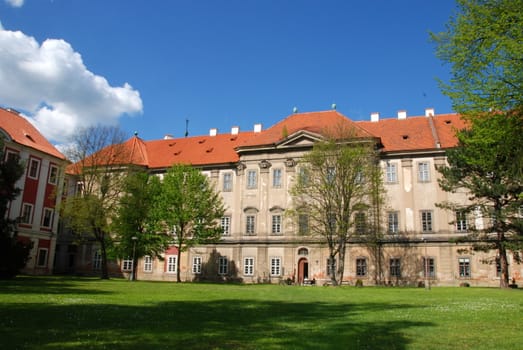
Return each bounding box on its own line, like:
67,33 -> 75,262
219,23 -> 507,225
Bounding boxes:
164,134 -> 174,140
370,112 -> 380,122
209,128 -> 217,137
231,126 -> 239,135
425,108 -> 435,117
254,123 -> 262,133
397,110 -> 407,120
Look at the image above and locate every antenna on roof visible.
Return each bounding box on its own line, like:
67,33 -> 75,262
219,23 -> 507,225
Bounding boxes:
331,103 -> 337,110
185,119 -> 189,137
293,106 -> 298,114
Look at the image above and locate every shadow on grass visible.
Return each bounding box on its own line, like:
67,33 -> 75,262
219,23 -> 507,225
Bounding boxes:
0,297 -> 431,349
0,275 -> 114,295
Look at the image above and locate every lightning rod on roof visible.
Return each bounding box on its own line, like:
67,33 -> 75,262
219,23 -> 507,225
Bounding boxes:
331,103 -> 336,110
185,119 -> 189,137
293,106 -> 298,113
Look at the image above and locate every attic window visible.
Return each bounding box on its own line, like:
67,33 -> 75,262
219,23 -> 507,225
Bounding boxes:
444,120 -> 452,125
174,150 -> 182,155
24,132 -> 35,142
198,139 -> 206,144
206,147 -> 214,153
230,136 -> 237,141
402,135 -> 409,140
169,142 -> 176,147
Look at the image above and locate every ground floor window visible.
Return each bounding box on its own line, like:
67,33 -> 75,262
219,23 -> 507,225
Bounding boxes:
244,257 -> 254,276
37,248 -> 48,267
459,257 -> 470,278
356,258 -> 367,277
143,256 -> 153,272
218,256 -> 228,275
93,250 -> 102,271
192,256 -> 202,274
422,257 -> 435,278
390,258 -> 401,278
122,258 -> 133,271
326,258 -> 336,276
270,257 -> 281,276
167,256 -> 177,273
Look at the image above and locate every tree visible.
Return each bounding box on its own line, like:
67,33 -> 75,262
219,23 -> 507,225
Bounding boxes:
290,127 -> 384,286
153,164 -> 225,282
61,125 -> 129,279
111,169 -> 171,281
0,139 -> 33,278
433,0 -> 523,288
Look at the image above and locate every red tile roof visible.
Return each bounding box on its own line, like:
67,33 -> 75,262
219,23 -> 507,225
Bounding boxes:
0,107 -> 65,160
71,110 -> 465,171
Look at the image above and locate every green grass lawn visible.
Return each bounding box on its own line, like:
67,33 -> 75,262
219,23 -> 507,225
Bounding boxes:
0,276 -> 522,349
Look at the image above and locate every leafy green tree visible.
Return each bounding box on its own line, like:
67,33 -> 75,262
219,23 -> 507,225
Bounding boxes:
61,125 -> 129,279
0,139 -> 33,278
291,127 -> 384,286
153,164 -> 225,282
433,0 -> 523,288
111,169 -> 170,280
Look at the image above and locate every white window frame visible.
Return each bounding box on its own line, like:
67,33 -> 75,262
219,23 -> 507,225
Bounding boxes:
221,216 -> 231,236
247,169 -> 257,189
223,172 -> 233,192
41,208 -> 54,228
417,162 -> 430,182
459,257 -> 471,278
356,257 -> 367,277
421,210 -> 433,233
143,256 -> 153,272
388,211 -> 399,234
272,168 -> 282,188
422,257 -> 436,278
270,257 -> 281,276
455,210 -> 468,232
244,257 -> 254,276
28,158 -> 40,179
386,162 -> 397,183
122,259 -> 133,271
21,203 -> 33,224
192,256 -> 202,274
298,214 -> 309,235
271,214 -> 282,235
246,215 -> 256,235
167,255 -> 177,273
218,256 -> 228,275
48,164 -> 59,185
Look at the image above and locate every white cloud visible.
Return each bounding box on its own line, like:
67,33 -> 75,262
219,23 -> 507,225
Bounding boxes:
5,0 -> 24,8
0,26 -> 143,143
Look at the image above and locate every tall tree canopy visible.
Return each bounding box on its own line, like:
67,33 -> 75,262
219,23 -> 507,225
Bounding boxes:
433,0 -> 523,288
153,164 -> 225,282
291,129 -> 384,286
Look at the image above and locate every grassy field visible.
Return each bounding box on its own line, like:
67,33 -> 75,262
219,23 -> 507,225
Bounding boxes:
0,276 -> 522,350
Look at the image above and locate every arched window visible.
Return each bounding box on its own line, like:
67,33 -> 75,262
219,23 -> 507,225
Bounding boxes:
298,248 -> 308,256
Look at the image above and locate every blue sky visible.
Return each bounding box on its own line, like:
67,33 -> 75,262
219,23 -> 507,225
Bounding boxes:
0,0 -> 458,145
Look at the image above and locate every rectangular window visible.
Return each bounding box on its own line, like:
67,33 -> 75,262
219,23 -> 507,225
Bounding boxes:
386,163 -> 397,183
418,162 -> 430,182
421,210 -> 433,233
218,256 -> 228,275
42,208 -> 54,228
223,172 -> 233,192
246,215 -> 256,235
327,258 -> 336,276
122,259 -> 133,271
459,258 -> 471,278
271,215 -> 282,234
455,211 -> 468,232
326,167 -> 336,183
356,258 -> 367,277
21,203 -> 33,224
93,250 -> 102,271
37,248 -> 48,267
298,167 -> 309,186
221,216 -> 231,236
143,256 -> 153,272
270,257 -> 281,276
247,170 -> 257,189
355,171 -> 364,184
354,212 -> 366,234
244,257 -> 254,276
192,256 -> 202,274
390,258 -> 401,278
422,257 -> 435,278
388,211 -> 399,234
298,214 -> 309,235
48,165 -> 58,185
28,158 -> 40,179
167,256 -> 177,273
272,168 -> 282,188
496,257 -> 501,277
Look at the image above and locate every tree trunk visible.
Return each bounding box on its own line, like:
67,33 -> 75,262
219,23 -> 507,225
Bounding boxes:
336,241 -> 347,286
99,234 -> 109,280
498,234 -> 509,288
176,242 -> 182,283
